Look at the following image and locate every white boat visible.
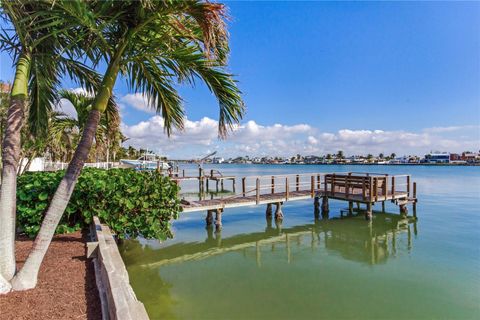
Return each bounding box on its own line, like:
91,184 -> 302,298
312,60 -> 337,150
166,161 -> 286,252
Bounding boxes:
120,154 -> 170,171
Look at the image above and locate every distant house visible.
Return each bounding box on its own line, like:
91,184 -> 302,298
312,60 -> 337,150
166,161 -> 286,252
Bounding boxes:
462,152 -> 478,163
424,152 -> 450,164
450,153 -> 461,161
212,157 -> 224,164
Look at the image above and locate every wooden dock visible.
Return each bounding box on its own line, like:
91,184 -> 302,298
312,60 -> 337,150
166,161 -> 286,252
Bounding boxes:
179,172 -> 417,226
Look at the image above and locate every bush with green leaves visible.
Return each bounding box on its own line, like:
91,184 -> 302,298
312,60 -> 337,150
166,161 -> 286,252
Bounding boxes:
17,168 -> 181,240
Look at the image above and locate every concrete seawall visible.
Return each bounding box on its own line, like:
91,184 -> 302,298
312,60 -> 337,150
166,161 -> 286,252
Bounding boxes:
89,217 -> 149,320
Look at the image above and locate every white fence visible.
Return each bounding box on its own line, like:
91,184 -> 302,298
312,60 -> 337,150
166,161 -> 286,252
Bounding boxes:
28,159 -> 119,172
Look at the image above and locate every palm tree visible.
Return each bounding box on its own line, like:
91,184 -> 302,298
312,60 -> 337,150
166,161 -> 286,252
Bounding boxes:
50,90 -> 120,162
0,0 -> 101,291
336,150 -> 344,159
11,0 -> 244,291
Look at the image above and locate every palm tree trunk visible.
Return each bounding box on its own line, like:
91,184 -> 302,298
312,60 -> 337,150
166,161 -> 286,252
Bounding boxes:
10,44 -> 125,290
0,52 -> 30,288
20,151 -> 37,175
11,110 -> 101,290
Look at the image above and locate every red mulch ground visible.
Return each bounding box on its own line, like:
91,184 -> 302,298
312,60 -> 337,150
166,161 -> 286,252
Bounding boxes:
0,230 -> 102,320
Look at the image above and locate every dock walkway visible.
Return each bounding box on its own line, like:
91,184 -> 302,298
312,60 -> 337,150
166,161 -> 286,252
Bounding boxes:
179,172 -> 417,225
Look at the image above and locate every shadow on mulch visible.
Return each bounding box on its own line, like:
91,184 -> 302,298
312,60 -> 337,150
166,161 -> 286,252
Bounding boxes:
0,229 -> 102,320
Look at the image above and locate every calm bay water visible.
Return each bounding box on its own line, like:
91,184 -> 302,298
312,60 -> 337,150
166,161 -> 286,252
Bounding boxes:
119,165 -> 480,320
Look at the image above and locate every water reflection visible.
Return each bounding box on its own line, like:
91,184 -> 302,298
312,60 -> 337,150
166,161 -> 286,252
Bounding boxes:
121,212 -> 417,268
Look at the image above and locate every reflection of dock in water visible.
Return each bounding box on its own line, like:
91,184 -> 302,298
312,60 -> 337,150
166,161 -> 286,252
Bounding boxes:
132,212 -> 417,268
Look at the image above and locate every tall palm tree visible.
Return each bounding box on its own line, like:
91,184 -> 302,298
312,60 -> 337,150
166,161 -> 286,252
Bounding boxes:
0,0 -> 102,292
11,0 -> 245,291
49,89 -> 120,162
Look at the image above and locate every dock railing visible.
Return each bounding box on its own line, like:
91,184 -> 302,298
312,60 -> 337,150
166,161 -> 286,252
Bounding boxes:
226,172 -> 414,204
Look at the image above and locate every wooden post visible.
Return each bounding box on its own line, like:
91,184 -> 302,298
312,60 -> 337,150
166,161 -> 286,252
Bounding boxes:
331,174 -> 336,196
374,177 -> 378,202
216,180 -> 219,192
206,178 -> 209,191
368,177 -> 374,202
206,210 -> 214,226
407,175 -> 411,197
210,169 -> 214,178
296,174 -> 300,191
275,202 -> 283,220
242,177 -> 246,197
382,201 -> 385,212
324,175 -> 328,196
317,174 -> 321,189
285,177 -> 289,200
413,182 -> 417,218
271,176 -> 275,194
362,177 -> 366,200
256,178 -> 260,204
266,203 -> 273,217
366,202 -> 372,220
182,169 -> 185,177
348,201 -> 353,215
310,175 -> 315,197
215,209 -> 223,231
199,167 -> 203,195
321,196 -> 329,215
232,179 -> 236,193
391,176 -> 395,198
221,179 -> 224,191
345,174 -> 350,199
384,176 -> 388,199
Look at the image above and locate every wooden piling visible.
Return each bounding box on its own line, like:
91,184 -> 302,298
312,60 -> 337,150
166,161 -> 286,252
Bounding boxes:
206,210 -> 214,226
310,175 -> 315,197
382,201 -> 385,212
407,175 -> 411,197
242,177 -> 246,197
348,201 -> 353,215
296,174 -> 300,191
285,177 -> 289,200
391,176 -> 395,198
271,176 -> 275,194
366,203 -> 372,220
275,202 -> 283,220
266,203 -> 273,217
215,209 -> 223,230
413,182 -> 417,217
256,178 -> 260,204
321,196 -> 329,215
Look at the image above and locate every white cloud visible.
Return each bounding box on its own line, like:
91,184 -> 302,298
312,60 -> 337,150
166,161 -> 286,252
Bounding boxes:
121,115 -> 480,158
120,93 -> 156,114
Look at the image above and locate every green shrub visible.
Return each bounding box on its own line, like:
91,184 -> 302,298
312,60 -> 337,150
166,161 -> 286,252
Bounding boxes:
17,168 -> 181,240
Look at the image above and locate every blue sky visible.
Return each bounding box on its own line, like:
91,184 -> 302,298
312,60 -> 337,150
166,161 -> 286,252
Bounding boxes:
1,1 -> 479,157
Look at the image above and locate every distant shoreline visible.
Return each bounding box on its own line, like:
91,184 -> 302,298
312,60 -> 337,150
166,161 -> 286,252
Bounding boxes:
176,161 -> 479,166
